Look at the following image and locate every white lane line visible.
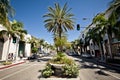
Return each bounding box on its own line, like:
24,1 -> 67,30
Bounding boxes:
0,64 -> 34,80
103,70 -> 120,80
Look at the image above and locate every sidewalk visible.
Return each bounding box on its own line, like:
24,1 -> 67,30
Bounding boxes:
0,59 -> 25,70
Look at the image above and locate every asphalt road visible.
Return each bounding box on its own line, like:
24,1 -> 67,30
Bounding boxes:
73,56 -> 120,80
0,59 -> 47,80
0,56 -> 120,80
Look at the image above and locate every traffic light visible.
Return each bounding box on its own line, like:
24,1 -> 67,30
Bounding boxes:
77,24 -> 80,31
13,37 -> 16,43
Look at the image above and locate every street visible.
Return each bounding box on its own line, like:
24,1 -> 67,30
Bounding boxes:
0,58 -> 48,80
0,56 -> 120,80
74,56 -> 120,80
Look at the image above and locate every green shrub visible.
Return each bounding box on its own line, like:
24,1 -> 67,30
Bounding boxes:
50,52 -> 66,64
2,61 -> 12,65
54,52 -> 65,61
50,52 -> 75,65
42,65 -> 54,78
61,57 -> 74,65
32,47 -> 38,53
63,64 -> 79,78
46,52 -> 79,78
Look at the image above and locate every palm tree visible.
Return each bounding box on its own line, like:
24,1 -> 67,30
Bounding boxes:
39,39 -> 45,46
93,13 -> 118,59
0,0 -> 15,29
86,26 -> 104,59
79,39 -> 84,54
43,3 -> 74,38
11,20 -> 27,40
39,39 -> 45,52
43,3 -> 74,51
108,0 -> 120,40
108,0 -> 120,11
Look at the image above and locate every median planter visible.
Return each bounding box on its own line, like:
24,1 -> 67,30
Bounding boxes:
41,52 -> 79,78
49,63 -> 65,77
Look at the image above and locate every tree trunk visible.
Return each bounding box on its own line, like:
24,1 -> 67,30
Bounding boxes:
100,41 -> 104,61
97,41 -> 104,61
58,25 -> 62,52
107,34 -> 113,59
104,40 -> 109,62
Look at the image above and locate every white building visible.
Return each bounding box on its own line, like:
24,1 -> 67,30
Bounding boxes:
24,34 -> 31,57
0,24 -> 20,61
0,24 -> 32,61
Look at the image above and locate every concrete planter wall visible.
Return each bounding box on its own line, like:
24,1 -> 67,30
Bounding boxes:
49,63 -> 65,76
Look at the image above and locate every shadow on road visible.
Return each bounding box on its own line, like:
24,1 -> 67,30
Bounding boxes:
71,55 -> 120,74
95,70 -> 109,76
38,58 -> 51,61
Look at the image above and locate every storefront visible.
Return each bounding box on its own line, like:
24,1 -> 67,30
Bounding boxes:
112,41 -> 120,56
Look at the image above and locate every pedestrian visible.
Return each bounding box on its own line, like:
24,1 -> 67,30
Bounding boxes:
8,53 -> 11,60
11,53 -> 13,60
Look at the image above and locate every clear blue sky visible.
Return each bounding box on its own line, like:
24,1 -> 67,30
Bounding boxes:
10,0 -> 112,44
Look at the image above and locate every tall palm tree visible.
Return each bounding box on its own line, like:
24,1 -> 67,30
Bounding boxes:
86,26 -> 104,59
30,36 -> 39,48
0,0 -> 15,29
79,39 -> 84,54
11,20 -> 27,40
108,0 -> 120,40
38,39 -> 45,52
93,13 -> 117,59
108,0 -> 120,11
43,3 -> 74,51
43,3 -> 74,38
39,39 -> 45,45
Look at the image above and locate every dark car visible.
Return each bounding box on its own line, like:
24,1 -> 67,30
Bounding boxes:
28,54 -> 39,60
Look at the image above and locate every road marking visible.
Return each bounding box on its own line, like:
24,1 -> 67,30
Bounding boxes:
103,70 -> 120,80
0,65 -> 34,80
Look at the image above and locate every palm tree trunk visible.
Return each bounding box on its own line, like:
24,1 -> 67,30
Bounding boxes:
97,40 -> 104,61
107,34 -> 113,59
100,41 -> 104,61
98,42 -> 102,59
58,25 -> 62,52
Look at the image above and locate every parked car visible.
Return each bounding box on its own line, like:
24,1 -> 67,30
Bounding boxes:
67,51 -> 79,56
28,54 -> 39,60
82,53 -> 92,58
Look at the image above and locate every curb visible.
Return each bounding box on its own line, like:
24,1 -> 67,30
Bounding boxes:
0,61 -> 25,70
